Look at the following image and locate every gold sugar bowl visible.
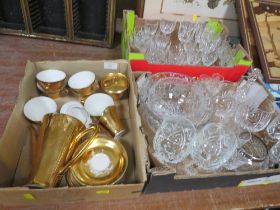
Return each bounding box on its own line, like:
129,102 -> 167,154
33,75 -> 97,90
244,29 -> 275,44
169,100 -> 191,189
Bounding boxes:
100,73 -> 129,100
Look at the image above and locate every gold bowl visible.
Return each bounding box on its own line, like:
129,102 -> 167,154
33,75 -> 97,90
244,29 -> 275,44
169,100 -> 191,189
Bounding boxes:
100,73 -> 129,100
66,134 -> 128,186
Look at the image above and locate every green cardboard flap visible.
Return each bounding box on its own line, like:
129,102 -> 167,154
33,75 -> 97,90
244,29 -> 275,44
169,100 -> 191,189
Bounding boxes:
128,53 -> 145,61
126,11 -> 135,38
121,10 -> 136,59
206,20 -> 223,38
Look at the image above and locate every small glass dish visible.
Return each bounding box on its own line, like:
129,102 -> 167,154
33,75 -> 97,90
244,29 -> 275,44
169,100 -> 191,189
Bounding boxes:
190,123 -> 238,171
234,100 -> 274,132
153,117 -> 196,164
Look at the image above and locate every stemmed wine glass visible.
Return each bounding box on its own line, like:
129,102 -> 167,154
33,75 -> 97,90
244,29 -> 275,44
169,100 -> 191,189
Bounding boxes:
178,21 -> 195,44
154,19 -> 176,49
217,40 -> 237,67
130,20 -> 159,53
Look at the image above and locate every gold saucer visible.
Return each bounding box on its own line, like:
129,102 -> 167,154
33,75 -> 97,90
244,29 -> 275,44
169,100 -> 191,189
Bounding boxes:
66,134 -> 128,186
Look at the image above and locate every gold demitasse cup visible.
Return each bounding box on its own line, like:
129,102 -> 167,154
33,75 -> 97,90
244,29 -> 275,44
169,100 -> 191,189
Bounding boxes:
100,73 -> 129,100
68,71 -> 99,103
30,113 -> 99,188
65,133 -> 128,186
99,105 -> 126,139
36,69 -> 67,99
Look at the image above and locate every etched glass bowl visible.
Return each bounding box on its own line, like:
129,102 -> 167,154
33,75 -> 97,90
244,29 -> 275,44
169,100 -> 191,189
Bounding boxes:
146,75 -> 212,126
153,117 -> 196,164
234,100 -> 274,132
190,123 -> 238,171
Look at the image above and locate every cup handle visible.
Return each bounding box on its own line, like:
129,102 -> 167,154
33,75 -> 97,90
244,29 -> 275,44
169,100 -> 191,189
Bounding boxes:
59,124 -> 99,174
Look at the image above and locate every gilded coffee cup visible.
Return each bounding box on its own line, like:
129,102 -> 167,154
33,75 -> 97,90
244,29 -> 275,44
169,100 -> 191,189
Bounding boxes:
36,69 -> 66,99
68,71 -> 99,102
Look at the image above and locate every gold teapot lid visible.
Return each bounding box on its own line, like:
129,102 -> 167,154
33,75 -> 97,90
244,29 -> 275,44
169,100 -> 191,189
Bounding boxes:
101,73 -> 129,94
69,134 -> 128,186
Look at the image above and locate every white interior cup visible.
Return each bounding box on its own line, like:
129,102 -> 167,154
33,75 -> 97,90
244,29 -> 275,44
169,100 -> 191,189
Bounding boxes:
60,101 -> 83,114
68,71 -> 95,90
36,69 -> 66,83
23,96 -> 57,122
84,93 -> 114,116
60,101 -> 89,126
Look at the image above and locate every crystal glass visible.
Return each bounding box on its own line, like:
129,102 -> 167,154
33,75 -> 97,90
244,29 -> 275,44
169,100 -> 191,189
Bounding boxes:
202,51 -> 218,66
237,131 -> 252,147
138,103 -> 162,133
167,43 -> 185,65
147,75 -> 193,119
200,73 -> 224,96
143,19 -> 159,36
183,42 -> 202,65
154,32 -> 172,50
190,123 -> 238,171
269,142 -> 280,165
146,74 -> 213,127
130,20 -> 159,53
193,22 -> 206,44
138,72 -> 179,104
178,21 -> 195,44
223,149 -> 249,171
153,117 -> 196,164
153,19 -> 176,52
229,135 -> 269,171
234,68 -> 262,103
159,19 -> 176,35
234,99 -> 274,132
198,24 -> 223,54
189,82 -> 214,126
217,40 -> 236,67
266,115 -> 280,141
130,28 -> 145,51
145,42 -> 167,64
213,81 -> 236,119
137,73 -> 152,104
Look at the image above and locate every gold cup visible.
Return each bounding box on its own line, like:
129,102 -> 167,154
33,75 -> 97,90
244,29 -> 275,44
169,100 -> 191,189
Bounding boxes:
100,73 -> 129,100
36,69 -> 67,99
30,113 -> 99,188
99,105 -> 126,139
65,133 -> 128,186
68,71 -> 99,103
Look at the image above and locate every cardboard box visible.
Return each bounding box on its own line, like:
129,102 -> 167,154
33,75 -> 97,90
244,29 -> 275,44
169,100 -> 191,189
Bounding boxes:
0,60 -> 147,206
132,72 -> 280,194
121,10 -> 252,82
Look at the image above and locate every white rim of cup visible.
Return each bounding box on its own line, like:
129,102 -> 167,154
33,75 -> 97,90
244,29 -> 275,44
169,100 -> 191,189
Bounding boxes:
23,96 -> 57,122
68,71 -> 96,90
84,93 -> 114,116
36,69 -> 66,83
60,101 -> 83,114
60,101 -> 90,125
66,106 -> 89,125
